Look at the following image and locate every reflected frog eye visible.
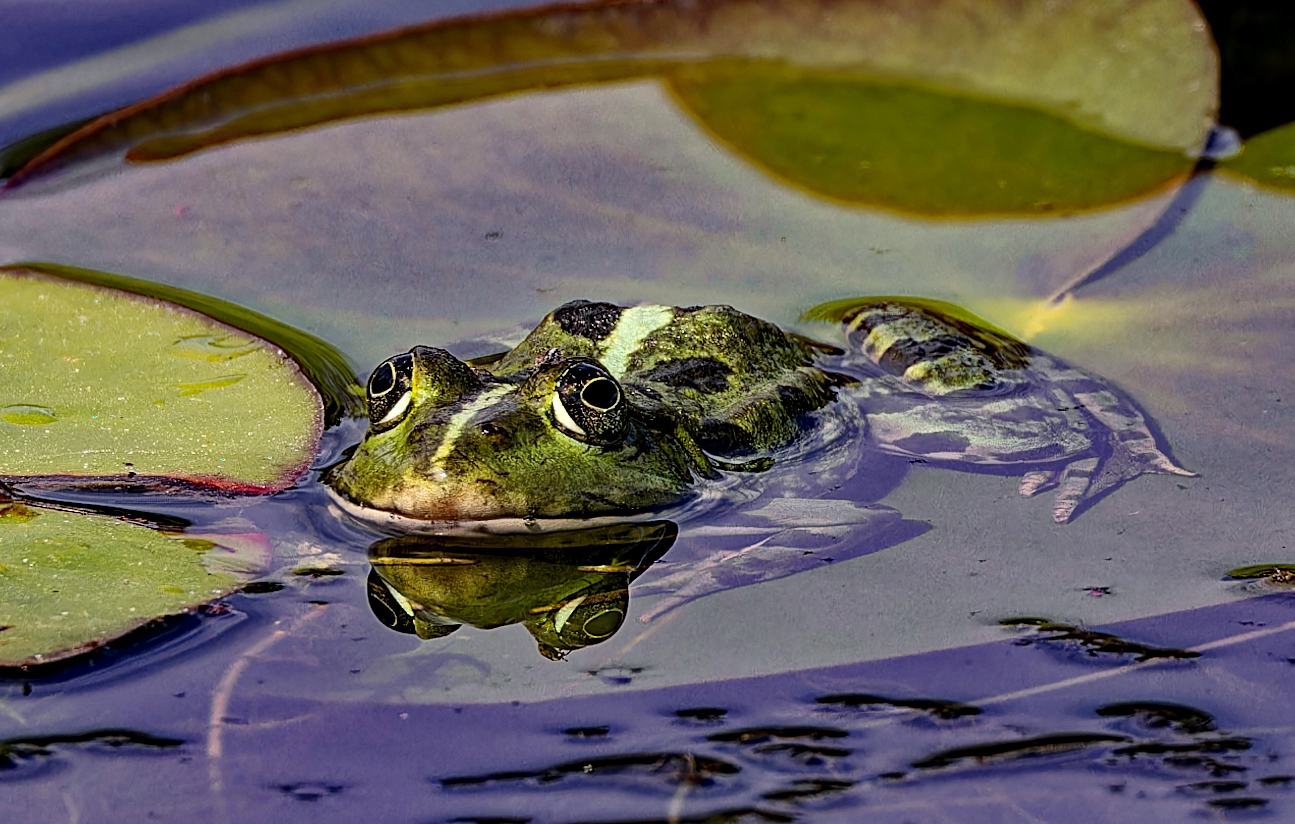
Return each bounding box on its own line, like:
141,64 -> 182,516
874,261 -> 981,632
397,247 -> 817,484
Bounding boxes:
551,361 -> 628,446
581,607 -> 624,640
365,352 -> 415,431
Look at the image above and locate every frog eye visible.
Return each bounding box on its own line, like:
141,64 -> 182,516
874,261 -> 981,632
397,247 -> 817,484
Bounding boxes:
365,352 -> 415,431
551,361 -> 628,446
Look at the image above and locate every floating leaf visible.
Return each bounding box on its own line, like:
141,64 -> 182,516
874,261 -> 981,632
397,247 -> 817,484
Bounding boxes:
1219,121 -> 1295,193
0,502 -> 252,667
0,267 -> 324,492
8,261 -> 360,424
1,0 -> 1217,216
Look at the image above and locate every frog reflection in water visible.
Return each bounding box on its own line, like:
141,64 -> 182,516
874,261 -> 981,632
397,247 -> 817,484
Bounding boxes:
365,522 -> 675,660
327,298 -> 1193,525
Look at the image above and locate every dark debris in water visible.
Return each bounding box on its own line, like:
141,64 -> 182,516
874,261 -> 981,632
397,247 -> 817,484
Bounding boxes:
1207,797 -> 1269,810
760,777 -> 854,802
292,567 -> 346,578
1114,737 -> 1252,757
585,665 -> 644,686
707,726 -> 847,745
566,808 -> 795,824
241,581 -> 286,594
441,752 -> 741,790
1259,775 -> 1295,786
0,728 -> 182,773
1178,779 -> 1250,795
675,707 -> 728,723
273,781 -> 345,802
563,726 -> 610,738
910,732 -> 1129,770
815,692 -> 981,719
1096,701 -> 1216,735
1000,617 -> 1200,661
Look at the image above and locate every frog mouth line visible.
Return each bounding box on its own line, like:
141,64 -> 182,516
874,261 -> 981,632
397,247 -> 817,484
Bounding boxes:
324,490 -> 684,536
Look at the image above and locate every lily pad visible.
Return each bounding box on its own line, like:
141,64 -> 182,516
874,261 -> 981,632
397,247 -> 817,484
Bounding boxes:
0,501 -> 250,667
1219,121 -> 1295,193
1,0 -> 1217,216
0,266 -> 324,492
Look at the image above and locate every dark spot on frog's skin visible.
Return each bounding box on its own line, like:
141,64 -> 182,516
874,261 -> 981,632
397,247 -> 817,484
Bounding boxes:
875,334 -> 976,376
478,422 -> 512,448
697,419 -> 757,456
890,432 -> 972,455
846,308 -> 914,331
639,357 -> 732,393
552,300 -> 624,341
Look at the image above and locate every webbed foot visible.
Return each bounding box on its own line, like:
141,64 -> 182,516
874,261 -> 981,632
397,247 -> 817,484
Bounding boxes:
1020,428 -> 1195,523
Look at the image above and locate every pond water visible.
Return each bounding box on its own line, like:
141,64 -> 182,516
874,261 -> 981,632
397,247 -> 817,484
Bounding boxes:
4,2 -> 1295,822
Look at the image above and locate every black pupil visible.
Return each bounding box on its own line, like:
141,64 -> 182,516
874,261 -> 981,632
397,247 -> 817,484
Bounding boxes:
369,362 -> 396,396
581,378 -> 619,410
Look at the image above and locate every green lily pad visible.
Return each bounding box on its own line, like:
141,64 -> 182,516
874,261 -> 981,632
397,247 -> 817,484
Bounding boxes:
0,502 -> 250,667
1219,121 -> 1295,193
1,0 -> 1216,216
0,267 -> 323,492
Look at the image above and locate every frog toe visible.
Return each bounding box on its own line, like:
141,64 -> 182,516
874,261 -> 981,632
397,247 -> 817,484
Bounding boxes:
1049,456 -> 1101,523
1019,470 -> 1059,497
1149,453 -> 1197,477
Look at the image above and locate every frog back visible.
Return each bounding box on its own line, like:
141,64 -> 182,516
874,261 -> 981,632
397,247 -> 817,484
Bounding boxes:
492,301 -> 848,457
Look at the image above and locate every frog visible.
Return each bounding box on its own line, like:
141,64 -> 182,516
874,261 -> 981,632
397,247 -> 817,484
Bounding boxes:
325,297 -> 1193,526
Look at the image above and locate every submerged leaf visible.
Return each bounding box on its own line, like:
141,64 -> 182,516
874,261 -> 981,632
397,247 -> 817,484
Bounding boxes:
0,267 -> 324,492
0,503 -> 251,667
1,0 -> 1217,216
669,67 -> 1195,216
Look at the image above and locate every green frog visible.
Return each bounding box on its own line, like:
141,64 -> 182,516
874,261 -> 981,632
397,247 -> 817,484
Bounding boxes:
326,298 -> 1193,526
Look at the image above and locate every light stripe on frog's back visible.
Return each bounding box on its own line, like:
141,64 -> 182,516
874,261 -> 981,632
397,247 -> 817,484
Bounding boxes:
599,305 -> 675,378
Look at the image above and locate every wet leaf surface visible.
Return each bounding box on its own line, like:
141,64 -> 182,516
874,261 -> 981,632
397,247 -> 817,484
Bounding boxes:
1,0 -> 1215,216
0,502 -> 253,666
0,266 -> 324,492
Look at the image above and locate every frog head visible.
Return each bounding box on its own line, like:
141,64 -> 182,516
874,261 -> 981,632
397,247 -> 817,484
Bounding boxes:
327,345 -> 716,521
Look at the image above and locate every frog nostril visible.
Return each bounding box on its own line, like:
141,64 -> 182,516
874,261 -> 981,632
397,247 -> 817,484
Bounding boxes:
581,378 -> 620,411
